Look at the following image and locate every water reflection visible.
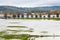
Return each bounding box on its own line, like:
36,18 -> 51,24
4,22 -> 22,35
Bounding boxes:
0,38 -> 5,40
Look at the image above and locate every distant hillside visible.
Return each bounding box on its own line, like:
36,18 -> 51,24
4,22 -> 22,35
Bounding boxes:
0,6 -> 60,12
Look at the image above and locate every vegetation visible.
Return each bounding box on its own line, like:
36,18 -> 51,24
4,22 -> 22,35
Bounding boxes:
47,18 -> 60,20
4,14 -> 7,19
13,14 -> 16,19
40,31 -> 48,35
7,30 -> 33,32
18,18 -> 60,20
3,17 -> 60,20
40,14 -> 42,18
48,13 -> 50,18
2,34 -> 30,40
19,18 -> 42,20
17,14 -> 20,19
7,26 -> 27,28
0,31 -> 5,35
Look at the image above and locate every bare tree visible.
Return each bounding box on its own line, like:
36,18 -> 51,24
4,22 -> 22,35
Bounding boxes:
40,14 -> 42,18
48,13 -> 50,18
56,13 -> 59,18
13,14 -> 16,19
4,14 -> 7,19
17,14 -> 20,19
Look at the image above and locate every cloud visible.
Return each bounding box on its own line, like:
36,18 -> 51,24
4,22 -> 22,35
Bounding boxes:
0,0 -> 60,7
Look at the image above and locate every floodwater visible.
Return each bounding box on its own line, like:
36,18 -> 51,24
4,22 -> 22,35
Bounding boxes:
0,19 -> 60,40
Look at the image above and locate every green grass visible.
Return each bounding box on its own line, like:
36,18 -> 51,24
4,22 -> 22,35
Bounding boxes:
5,18 -> 43,20
1,34 -> 39,40
7,28 -> 34,32
47,18 -> 60,20
4,18 -> 60,20
7,30 -> 33,32
7,26 -> 27,28
23,18 -> 60,20
20,18 -> 42,20
0,31 -> 6,35
2,34 -> 30,40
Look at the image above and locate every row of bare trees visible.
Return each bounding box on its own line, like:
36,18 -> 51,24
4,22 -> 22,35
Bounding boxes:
1,10 -> 60,19
3,13 -> 60,19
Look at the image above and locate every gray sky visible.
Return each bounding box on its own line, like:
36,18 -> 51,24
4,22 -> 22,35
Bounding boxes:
0,0 -> 60,7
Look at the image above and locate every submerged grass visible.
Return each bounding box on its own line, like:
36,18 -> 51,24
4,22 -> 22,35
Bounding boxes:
7,26 -> 27,28
1,34 -> 39,39
2,34 -> 30,40
7,30 -> 33,32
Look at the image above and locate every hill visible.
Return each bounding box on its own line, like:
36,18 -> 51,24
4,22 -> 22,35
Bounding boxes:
0,6 -> 60,12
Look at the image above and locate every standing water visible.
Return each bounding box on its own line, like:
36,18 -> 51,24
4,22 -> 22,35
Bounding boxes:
0,19 -> 60,40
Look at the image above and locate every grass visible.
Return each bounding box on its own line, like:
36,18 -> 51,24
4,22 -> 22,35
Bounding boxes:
7,30 -> 33,32
47,18 -> 60,20
7,26 -> 27,28
0,31 -> 6,35
7,28 -> 34,32
1,34 -> 39,40
19,18 -> 60,20
5,18 -> 43,20
20,18 -> 42,20
2,34 -> 30,40
4,18 -> 60,20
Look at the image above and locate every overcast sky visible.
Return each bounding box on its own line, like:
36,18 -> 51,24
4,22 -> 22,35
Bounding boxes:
0,0 -> 60,7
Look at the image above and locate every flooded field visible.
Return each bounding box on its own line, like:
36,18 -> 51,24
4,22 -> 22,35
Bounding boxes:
0,19 -> 60,40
